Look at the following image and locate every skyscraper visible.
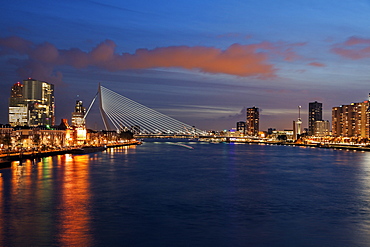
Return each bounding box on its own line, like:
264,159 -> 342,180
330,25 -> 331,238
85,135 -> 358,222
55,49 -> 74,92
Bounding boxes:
8,78 -> 54,127
308,101 -> 322,136
246,107 -> 259,136
9,82 -> 27,126
71,100 -> 87,142
71,100 -> 86,127
332,101 -> 370,137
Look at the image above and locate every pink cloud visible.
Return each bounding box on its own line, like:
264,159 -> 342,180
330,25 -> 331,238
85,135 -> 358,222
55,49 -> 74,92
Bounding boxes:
308,62 -> 326,67
344,36 -> 370,46
332,36 -> 370,59
0,36 -> 32,55
0,36 -> 304,83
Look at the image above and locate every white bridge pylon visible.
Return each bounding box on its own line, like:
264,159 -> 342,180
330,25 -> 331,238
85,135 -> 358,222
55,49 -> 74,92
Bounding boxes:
95,84 -> 205,135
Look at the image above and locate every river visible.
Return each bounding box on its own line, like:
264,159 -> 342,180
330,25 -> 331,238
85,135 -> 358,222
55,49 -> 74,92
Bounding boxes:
1,140 -> 370,246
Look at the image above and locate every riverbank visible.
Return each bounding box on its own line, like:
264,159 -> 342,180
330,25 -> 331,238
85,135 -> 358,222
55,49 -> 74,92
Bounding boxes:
224,138 -> 370,152
0,140 -> 142,165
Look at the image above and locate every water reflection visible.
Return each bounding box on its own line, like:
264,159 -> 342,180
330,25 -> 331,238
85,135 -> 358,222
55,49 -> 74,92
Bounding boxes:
3,144 -> 370,246
0,171 -> 3,245
351,152 -> 370,245
58,154 -> 92,246
106,145 -> 137,155
0,154 -> 93,246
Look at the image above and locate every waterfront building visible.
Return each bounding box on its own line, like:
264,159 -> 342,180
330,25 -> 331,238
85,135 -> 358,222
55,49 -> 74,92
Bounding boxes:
332,101 -> 370,137
246,107 -> 259,136
8,82 -> 28,126
308,101 -> 322,136
236,121 -> 246,135
270,130 -> 294,141
8,79 -> 55,127
314,120 -> 330,137
71,100 -> 87,144
23,78 -> 55,126
71,100 -> 86,127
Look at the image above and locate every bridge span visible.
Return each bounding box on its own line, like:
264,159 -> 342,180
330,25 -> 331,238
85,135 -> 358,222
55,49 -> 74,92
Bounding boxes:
86,84 -> 206,135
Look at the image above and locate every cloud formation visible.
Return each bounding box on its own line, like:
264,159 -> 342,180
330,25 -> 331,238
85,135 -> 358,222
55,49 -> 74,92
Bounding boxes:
308,62 -> 325,67
0,36 -> 304,84
332,36 -> 370,60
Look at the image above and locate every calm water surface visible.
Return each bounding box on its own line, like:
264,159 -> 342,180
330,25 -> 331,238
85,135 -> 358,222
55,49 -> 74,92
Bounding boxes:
1,141 -> 370,246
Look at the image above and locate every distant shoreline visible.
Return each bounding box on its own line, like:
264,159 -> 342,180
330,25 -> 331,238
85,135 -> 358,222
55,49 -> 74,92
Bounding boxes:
223,139 -> 370,152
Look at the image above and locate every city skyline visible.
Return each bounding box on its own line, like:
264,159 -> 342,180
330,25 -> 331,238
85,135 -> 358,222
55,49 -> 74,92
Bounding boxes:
1,1 -> 369,130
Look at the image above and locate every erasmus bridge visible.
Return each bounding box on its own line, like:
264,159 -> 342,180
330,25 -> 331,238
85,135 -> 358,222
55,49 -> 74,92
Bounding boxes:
85,84 -> 206,135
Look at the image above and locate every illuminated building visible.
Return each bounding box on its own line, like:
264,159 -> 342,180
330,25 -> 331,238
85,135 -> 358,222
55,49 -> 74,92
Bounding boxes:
71,100 -> 87,143
246,107 -> 259,136
236,121 -> 246,135
8,82 -> 27,126
270,130 -> 294,141
308,101 -> 322,136
23,78 -> 55,126
8,79 -> 54,127
11,82 -> 23,98
314,120 -> 330,137
71,100 -> 86,127
332,101 -> 370,137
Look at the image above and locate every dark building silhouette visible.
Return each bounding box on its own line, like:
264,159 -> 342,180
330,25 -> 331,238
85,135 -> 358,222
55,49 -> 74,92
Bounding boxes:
308,101 -> 322,136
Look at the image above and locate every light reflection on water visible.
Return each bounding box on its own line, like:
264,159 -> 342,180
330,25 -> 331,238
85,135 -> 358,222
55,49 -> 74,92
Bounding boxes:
0,172 -> 3,245
1,143 -> 370,246
58,154 -> 92,247
0,155 -> 93,246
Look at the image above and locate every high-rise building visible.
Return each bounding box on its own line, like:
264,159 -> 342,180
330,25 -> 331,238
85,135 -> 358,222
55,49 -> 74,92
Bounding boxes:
71,100 -> 86,127
9,82 -> 28,126
332,101 -> 370,137
246,107 -> 259,136
236,121 -> 246,135
8,78 -> 54,127
314,120 -> 330,137
308,101 -> 322,136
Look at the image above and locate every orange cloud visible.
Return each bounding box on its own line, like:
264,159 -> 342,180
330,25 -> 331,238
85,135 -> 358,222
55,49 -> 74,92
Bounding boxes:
0,36 -> 304,83
332,36 -> 370,59
108,44 -> 275,77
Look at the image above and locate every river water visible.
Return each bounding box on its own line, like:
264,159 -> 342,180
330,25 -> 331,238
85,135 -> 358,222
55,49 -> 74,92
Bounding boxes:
1,140 -> 370,246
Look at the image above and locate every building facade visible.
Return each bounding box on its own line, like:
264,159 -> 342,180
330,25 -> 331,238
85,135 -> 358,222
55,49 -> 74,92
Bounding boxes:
308,101 -> 322,136
246,107 -> 259,136
71,100 -> 86,127
236,121 -> 246,135
332,101 -> 370,137
8,79 -> 54,127
9,82 -> 28,126
314,120 -> 330,137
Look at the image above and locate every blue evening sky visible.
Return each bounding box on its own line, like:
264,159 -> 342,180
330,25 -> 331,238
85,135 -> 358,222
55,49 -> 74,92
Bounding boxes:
0,0 -> 369,130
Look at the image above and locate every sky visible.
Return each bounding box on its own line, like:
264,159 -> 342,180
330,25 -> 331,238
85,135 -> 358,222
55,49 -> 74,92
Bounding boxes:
0,0 -> 369,131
